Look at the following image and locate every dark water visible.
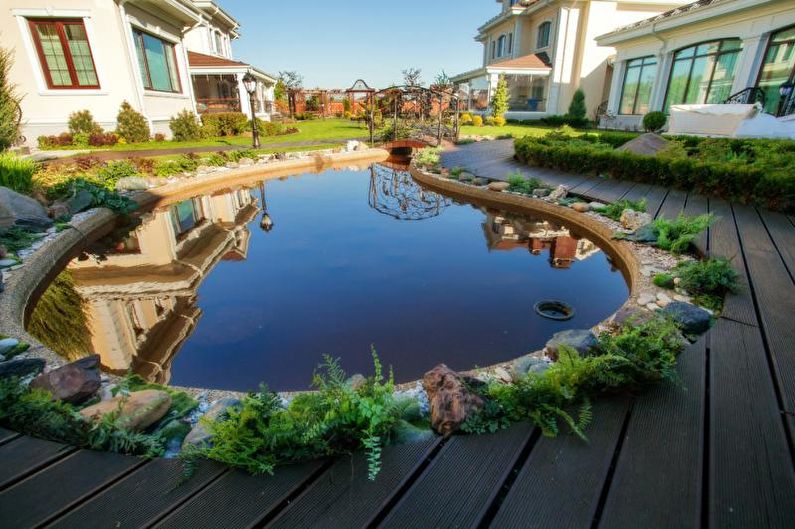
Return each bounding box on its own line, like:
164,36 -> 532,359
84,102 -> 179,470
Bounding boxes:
31,164 -> 628,392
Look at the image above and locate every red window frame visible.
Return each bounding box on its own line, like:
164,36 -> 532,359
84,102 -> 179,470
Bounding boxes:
132,28 -> 183,94
28,18 -> 99,90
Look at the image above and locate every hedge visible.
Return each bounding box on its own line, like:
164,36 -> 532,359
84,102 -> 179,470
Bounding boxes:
514,134 -> 795,213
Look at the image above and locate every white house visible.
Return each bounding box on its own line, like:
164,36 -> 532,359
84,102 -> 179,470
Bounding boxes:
451,0 -> 686,120
596,0 -> 795,130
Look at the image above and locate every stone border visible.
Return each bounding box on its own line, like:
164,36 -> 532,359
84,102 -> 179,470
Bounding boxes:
0,148 -> 390,399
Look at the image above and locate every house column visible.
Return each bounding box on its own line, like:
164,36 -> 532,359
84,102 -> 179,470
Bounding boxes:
236,73 -> 252,115
606,59 -> 626,115
513,18 -> 523,59
547,5 -> 581,115
732,35 -> 768,94
648,49 -> 672,112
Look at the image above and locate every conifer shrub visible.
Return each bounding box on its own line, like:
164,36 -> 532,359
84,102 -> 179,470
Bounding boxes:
115,101 -> 150,143
68,110 -> 103,135
169,110 -> 202,141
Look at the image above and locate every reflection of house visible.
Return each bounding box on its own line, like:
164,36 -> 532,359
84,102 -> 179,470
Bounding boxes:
451,0 -> 684,119
596,0 -> 795,130
482,211 -> 600,268
68,188 -> 258,384
184,1 -> 277,119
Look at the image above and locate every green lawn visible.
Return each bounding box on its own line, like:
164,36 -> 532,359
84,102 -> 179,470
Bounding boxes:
460,123 -> 560,138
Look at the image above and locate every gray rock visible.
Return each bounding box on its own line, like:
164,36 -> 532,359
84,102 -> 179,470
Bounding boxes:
0,187 -> 53,231
533,188 -> 550,197
472,177 -> 488,186
612,306 -> 654,327
0,338 -> 19,357
459,171 -> 475,181
66,189 -> 94,214
616,133 -> 669,156
0,259 -> 17,269
622,224 -> 658,244
663,301 -> 712,335
545,329 -> 598,359
0,358 -> 46,379
549,185 -> 568,200
571,202 -> 590,213
182,397 -> 241,448
620,209 -> 653,231
588,202 -> 607,210
30,355 -> 101,404
511,355 -> 550,378
487,181 -> 510,192
115,177 -> 149,192
346,373 -> 366,390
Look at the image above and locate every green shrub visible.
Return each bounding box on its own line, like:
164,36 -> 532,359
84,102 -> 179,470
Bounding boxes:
201,112 -> 249,136
57,178 -> 138,214
643,111 -> 667,133
169,110 -> 202,141
0,151 -> 36,193
673,257 -> 739,311
506,171 -> 543,194
484,116 -> 496,126
0,46 -> 22,151
567,89 -> 587,122
414,147 -> 441,169
115,101 -> 150,143
652,213 -> 714,254
205,152 -> 228,166
653,273 -> 675,289
154,154 -> 200,177
95,160 -> 139,188
490,75 -> 509,120
460,113 -> 473,125
472,115 -> 483,127
494,116 -> 506,127
68,110 -> 103,135
593,198 -> 647,221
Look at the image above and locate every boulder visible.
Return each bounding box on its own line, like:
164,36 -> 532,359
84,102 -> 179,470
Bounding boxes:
616,133 -> 669,156
30,355 -> 101,404
472,177 -> 488,186
545,329 -> 598,360
422,364 -> 484,436
622,224 -> 658,244
115,177 -> 149,192
612,306 -> 654,327
663,301 -> 712,335
346,373 -> 366,390
0,358 -> 46,379
533,188 -> 550,197
182,397 -> 241,448
0,259 -> 17,269
549,185 -> 568,200
656,292 -> 673,308
571,202 -> 590,213
80,389 -> 172,431
492,366 -> 512,383
487,181 -> 510,192
589,202 -> 607,210
511,355 -> 550,379
620,209 -> 653,231
0,338 -> 20,357
636,294 -> 656,306
0,186 -> 53,231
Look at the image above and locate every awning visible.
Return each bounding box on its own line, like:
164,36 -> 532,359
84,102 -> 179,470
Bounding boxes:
452,53 -> 552,83
187,51 -> 276,84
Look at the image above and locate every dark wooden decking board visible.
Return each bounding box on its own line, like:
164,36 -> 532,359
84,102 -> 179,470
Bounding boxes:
488,400 -> 629,529
266,439 -> 439,529
0,436 -> 74,490
0,427 -> 19,446
0,450 -> 144,529
377,423 -> 534,529
155,461 -> 324,529
708,318 -> 795,528
758,209 -> 795,280
656,189 -> 689,220
597,337 -> 706,529
683,194 -> 710,256
597,179 -> 636,204
46,459 -> 228,529
618,182 -> 653,204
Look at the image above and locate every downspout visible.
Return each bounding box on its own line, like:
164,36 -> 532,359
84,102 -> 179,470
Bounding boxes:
117,0 -> 150,129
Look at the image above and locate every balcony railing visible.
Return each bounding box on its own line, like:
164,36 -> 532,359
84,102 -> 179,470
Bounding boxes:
196,98 -> 241,114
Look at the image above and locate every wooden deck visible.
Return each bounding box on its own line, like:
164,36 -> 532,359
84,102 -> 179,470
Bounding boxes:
1,139 -> 794,528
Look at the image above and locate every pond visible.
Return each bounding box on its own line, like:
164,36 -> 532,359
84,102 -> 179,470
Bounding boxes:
29,162 -> 629,392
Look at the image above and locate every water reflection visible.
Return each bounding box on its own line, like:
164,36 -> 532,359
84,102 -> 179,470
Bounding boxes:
368,163 -> 450,221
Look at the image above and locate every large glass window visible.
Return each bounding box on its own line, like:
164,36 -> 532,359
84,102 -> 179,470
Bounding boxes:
28,19 -> 99,89
757,26 -> 795,114
132,29 -> 181,93
619,56 -> 657,115
537,22 -> 551,49
664,39 -> 742,111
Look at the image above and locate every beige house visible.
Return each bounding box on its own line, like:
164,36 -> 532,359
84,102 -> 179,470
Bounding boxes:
2,0 -> 277,146
452,0 -> 685,120
596,0 -> 795,130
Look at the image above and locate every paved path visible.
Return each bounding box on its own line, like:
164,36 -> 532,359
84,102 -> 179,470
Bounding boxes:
1,139 -> 794,528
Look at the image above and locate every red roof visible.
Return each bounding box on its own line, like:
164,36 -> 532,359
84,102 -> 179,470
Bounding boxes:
188,51 -> 248,69
490,53 -> 551,70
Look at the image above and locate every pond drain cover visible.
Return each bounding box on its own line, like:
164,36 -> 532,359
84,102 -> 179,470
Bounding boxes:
534,300 -> 575,321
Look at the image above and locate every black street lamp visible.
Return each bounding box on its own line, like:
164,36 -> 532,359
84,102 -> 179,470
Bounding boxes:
242,71 -> 260,148
258,182 -> 273,232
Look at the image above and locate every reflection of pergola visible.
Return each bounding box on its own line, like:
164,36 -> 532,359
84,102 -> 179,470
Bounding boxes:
368,164 -> 450,221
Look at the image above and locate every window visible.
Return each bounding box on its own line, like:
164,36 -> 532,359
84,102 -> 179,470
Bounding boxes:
491,41 -> 496,60
537,22 -> 551,49
497,35 -> 506,58
28,18 -> 99,89
757,26 -> 795,114
664,39 -> 742,111
507,33 -> 513,55
213,31 -> 223,56
169,199 -> 204,238
132,28 -> 181,93
619,56 -> 657,115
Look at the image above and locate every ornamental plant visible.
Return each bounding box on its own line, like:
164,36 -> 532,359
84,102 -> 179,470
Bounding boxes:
68,110 -> 103,135
0,151 -> 36,193
643,111 -> 667,133
566,89 -> 587,125
490,75 -> 509,121
115,101 -> 150,143
0,46 -> 22,151
169,110 -> 202,141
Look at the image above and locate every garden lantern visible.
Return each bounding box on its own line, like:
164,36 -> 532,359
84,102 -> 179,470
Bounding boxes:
242,71 -> 260,148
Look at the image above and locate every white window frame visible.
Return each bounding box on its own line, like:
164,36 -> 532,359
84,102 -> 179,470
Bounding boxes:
127,17 -> 189,98
537,20 -> 552,50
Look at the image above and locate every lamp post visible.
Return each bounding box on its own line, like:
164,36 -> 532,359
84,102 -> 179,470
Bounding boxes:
778,80 -> 794,117
258,182 -> 273,232
242,72 -> 260,148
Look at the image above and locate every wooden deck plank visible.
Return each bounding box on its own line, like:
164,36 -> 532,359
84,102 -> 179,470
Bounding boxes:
0,428 -> 19,446
580,178 -> 619,203
0,436 -> 74,491
46,459 -> 227,529
708,200 -> 758,326
489,400 -> 629,529
568,176 -> 603,196
619,182 -> 653,204
656,189 -> 688,220
733,204 -> 795,433
683,194 -> 710,256
156,461 -> 325,529
266,439 -> 440,529
759,209 -> 795,279
709,318 -> 795,528
598,337 -> 706,529
377,423 -> 534,529
0,450 -> 144,529
641,185 -> 669,218
597,179 -> 636,204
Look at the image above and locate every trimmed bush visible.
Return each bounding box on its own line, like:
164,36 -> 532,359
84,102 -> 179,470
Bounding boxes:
0,151 -> 36,193
643,111 -> 667,133
460,113 -> 473,125
68,110 -> 102,135
88,132 -> 118,147
567,89 -> 587,122
494,116 -> 507,127
472,115 -> 483,127
484,116 -> 496,126
169,110 -> 202,141
201,112 -> 249,136
115,101 -> 150,143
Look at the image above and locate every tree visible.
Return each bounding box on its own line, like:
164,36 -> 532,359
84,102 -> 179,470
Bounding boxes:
0,46 -> 22,150
490,75 -> 509,120
278,71 -> 303,91
433,70 -> 452,91
567,89 -> 587,121
402,68 -> 422,87
274,79 -> 287,102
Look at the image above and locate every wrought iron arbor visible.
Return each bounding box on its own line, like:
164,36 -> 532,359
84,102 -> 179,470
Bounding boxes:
368,163 -> 450,221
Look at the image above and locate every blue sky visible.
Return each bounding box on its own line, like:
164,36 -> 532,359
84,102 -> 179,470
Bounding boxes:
217,1 -> 496,88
